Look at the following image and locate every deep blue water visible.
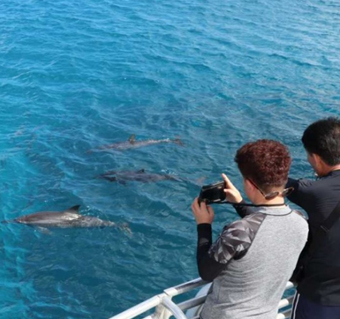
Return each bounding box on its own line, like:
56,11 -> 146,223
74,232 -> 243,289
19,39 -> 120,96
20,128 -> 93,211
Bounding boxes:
0,0 -> 340,318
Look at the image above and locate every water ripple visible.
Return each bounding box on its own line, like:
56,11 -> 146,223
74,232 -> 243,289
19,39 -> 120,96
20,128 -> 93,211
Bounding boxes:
1,0 -> 340,317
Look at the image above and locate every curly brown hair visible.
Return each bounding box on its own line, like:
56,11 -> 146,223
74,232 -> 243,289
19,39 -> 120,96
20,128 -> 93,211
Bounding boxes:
235,139 -> 291,192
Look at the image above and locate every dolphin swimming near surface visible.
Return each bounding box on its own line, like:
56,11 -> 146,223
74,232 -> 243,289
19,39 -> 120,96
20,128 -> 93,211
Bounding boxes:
97,169 -> 180,184
88,134 -> 183,152
1,205 -> 117,228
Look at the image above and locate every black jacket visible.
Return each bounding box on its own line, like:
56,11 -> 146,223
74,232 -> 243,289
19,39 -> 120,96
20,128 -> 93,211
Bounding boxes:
287,170 -> 340,306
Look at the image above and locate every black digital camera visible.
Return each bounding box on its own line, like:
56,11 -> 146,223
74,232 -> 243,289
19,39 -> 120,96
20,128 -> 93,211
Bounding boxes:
198,181 -> 226,204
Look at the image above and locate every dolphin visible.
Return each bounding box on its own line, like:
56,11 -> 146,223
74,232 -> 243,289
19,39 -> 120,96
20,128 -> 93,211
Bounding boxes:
88,134 -> 183,152
97,169 -> 180,184
1,205 -> 117,229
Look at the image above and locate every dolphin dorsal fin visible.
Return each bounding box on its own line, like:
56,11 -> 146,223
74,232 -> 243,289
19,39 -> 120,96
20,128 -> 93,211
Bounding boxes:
65,205 -> 81,214
137,169 -> 145,173
128,134 -> 136,144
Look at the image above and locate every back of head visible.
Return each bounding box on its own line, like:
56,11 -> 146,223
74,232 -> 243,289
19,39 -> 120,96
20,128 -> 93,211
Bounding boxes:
235,139 -> 291,192
302,117 -> 340,166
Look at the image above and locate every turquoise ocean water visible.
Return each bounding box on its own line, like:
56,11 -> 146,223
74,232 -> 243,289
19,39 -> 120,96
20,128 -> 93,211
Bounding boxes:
0,0 -> 340,318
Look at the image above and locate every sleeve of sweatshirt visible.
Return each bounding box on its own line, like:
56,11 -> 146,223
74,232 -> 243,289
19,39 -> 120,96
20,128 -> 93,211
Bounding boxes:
232,200 -> 255,218
196,214 -> 265,282
196,224 -> 226,282
286,177 -> 315,209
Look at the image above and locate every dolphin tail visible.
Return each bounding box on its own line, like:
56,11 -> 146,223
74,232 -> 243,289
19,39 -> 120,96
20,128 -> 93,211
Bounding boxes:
173,137 -> 184,146
1,219 -> 17,224
94,174 -> 107,180
196,176 -> 207,185
118,222 -> 132,237
95,174 -> 118,182
101,170 -> 117,176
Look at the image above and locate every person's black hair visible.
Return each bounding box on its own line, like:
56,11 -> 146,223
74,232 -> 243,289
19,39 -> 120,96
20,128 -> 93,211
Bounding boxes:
302,117 -> 340,166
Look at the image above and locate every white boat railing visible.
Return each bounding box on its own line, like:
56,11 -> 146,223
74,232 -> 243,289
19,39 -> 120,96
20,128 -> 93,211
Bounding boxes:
108,278 -> 295,319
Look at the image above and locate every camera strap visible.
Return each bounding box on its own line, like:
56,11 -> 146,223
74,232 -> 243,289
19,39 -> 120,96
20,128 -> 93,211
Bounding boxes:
217,201 -> 288,208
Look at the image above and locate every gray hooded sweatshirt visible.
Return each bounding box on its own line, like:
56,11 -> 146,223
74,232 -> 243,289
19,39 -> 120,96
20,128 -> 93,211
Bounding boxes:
199,206 -> 308,319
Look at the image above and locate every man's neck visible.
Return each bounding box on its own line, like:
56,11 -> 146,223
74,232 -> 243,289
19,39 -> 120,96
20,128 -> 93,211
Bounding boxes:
321,164 -> 340,176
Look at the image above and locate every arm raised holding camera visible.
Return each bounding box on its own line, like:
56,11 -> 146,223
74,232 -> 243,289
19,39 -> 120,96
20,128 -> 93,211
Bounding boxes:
222,173 -> 255,218
191,173 -> 250,282
191,172 -> 243,225
221,173 -> 243,203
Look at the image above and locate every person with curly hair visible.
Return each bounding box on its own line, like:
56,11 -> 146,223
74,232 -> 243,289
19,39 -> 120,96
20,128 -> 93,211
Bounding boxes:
191,139 -> 308,319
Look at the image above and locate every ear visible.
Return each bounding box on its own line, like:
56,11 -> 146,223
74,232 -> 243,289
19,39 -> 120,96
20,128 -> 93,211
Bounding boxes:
244,178 -> 255,191
310,152 -> 320,163
310,153 -> 327,168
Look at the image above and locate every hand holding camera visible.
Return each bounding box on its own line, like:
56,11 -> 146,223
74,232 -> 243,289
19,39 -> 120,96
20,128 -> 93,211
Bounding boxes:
221,173 -> 243,204
191,198 -> 215,225
192,173 -> 242,225
198,173 -> 243,205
